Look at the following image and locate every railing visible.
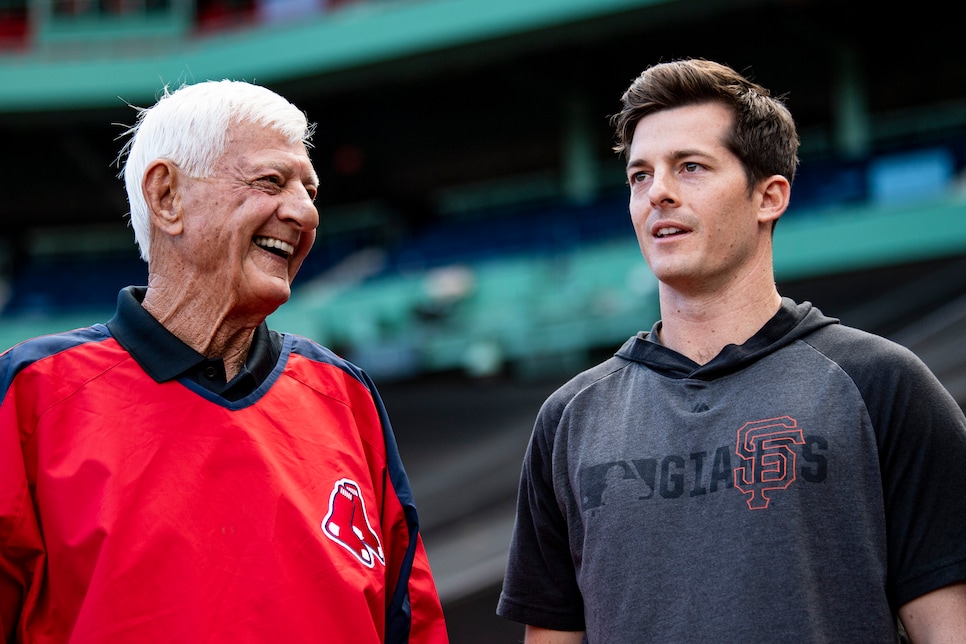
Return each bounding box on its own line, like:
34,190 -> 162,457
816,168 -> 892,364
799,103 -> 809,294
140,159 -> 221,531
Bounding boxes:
0,0 -> 380,50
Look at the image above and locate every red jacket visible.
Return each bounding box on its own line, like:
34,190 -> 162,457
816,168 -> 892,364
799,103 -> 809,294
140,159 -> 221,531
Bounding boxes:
0,317 -> 447,643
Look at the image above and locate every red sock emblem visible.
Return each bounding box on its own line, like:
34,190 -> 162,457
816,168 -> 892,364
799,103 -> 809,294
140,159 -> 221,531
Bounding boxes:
322,478 -> 385,568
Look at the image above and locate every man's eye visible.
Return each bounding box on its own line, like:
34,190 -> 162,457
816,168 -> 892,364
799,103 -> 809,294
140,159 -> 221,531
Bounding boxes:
629,172 -> 649,184
683,162 -> 700,172
250,175 -> 282,189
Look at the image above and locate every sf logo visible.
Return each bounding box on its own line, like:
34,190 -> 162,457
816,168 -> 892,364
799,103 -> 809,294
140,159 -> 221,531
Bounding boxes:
733,416 -> 804,510
322,478 -> 385,568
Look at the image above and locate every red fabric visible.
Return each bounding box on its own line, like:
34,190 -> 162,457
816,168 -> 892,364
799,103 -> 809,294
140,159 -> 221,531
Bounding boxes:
0,337 -> 447,642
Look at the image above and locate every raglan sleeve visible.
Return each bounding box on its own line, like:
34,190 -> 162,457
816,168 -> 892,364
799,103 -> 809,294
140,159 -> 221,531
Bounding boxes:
496,393 -> 585,632
395,531 -> 447,643
0,356 -> 46,642
363,378 -> 448,644
860,340 -> 966,609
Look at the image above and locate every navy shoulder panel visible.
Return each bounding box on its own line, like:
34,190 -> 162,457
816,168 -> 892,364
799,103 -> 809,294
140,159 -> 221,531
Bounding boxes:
0,325 -> 111,399
285,333 -> 372,391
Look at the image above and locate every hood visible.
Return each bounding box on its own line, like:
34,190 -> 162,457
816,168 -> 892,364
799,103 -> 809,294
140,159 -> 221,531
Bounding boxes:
614,297 -> 839,381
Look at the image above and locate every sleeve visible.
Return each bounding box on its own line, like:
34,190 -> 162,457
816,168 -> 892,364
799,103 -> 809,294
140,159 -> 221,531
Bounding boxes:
286,338 -> 448,642
876,353 -> 966,609
363,375 -> 448,644
398,535 -> 448,643
0,365 -> 46,642
496,394 -> 586,631
831,331 -> 966,610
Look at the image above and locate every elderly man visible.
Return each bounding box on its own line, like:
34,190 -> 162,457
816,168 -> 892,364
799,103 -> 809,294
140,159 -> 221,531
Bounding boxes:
0,80 -> 447,643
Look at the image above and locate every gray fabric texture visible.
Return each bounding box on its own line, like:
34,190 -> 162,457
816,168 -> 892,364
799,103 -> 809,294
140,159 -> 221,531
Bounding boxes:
497,299 -> 966,643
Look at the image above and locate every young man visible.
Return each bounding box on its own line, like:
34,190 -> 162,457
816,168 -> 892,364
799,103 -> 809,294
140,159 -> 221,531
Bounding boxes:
497,59 -> 966,642
0,80 -> 447,642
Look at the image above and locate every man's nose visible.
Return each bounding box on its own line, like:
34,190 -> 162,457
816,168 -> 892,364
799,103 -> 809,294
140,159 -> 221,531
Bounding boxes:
280,184 -> 320,231
648,170 -> 677,207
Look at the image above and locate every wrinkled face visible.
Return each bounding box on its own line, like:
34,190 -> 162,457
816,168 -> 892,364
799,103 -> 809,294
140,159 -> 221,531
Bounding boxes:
177,122 -> 319,314
625,102 -> 769,295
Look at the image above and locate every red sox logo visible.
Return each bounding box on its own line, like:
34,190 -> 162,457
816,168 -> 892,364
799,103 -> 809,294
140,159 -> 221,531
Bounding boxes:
733,416 -> 805,510
321,478 -> 385,568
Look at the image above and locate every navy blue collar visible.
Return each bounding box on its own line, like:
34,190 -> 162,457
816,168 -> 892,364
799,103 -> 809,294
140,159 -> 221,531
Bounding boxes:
106,286 -> 282,401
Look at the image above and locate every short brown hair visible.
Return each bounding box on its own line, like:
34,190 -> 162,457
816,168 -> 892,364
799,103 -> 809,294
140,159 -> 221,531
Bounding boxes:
611,59 -> 800,190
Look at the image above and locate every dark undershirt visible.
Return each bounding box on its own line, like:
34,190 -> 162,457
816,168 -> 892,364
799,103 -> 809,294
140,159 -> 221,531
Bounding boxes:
105,286 -> 282,401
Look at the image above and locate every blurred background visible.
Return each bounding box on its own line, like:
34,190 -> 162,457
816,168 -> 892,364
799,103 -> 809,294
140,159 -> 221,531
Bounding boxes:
2,0 -> 965,640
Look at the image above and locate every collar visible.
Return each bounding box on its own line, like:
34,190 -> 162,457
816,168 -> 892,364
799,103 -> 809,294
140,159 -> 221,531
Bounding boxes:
106,286 -> 281,399
618,298 -> 829,380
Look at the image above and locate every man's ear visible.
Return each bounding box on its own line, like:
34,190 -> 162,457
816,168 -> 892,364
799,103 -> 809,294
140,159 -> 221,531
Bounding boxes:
142,160 -> 184,236
757,174 -> 791,226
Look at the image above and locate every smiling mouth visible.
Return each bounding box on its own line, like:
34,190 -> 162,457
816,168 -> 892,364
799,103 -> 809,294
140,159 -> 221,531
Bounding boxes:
655,227 -> 687,238
254,236 -> 295,259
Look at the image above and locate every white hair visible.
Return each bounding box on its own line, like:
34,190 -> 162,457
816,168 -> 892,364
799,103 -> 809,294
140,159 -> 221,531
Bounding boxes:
118,80 -> 315,262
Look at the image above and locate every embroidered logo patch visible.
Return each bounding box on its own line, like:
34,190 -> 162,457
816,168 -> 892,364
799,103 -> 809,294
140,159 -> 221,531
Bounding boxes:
733,416 -> 805,510
321,478 -> 385,568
